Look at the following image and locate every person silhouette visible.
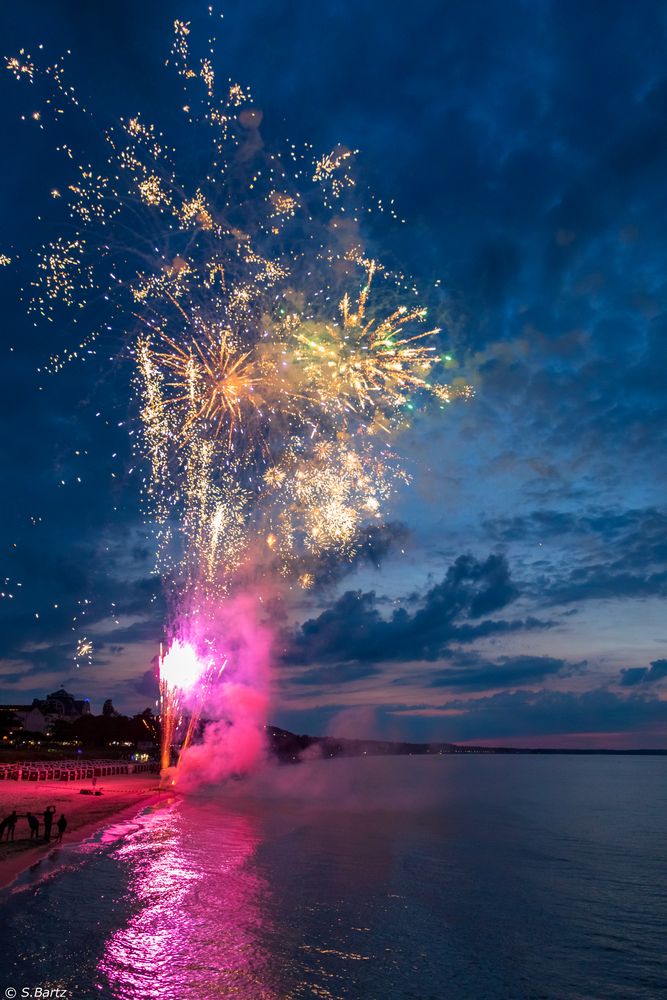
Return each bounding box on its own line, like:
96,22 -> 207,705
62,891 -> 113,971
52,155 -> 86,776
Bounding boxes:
56,814 -> 68,843
26,812 -> 40,841
2,811 -> 18,841
43,805 -> 56,842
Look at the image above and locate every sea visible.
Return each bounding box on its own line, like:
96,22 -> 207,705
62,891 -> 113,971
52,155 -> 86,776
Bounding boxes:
0,754 -> 665,1000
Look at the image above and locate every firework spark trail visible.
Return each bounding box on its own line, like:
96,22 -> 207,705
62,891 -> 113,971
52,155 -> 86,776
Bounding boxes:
6,14 -> 473,781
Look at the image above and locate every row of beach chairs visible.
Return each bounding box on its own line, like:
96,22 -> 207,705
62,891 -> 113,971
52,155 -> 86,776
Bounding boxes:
0,760 -> 158,782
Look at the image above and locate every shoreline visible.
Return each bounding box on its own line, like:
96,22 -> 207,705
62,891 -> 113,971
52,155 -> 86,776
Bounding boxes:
0,774 -> 167,891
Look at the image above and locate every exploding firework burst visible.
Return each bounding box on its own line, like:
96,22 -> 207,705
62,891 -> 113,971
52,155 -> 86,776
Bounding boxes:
75,637 -> 93,666
6,13 -> 473,772
156,328 -> 261,446
288,260 -> 473,425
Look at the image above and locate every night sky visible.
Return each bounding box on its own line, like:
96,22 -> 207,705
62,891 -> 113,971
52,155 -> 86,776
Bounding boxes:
1,0 -> 666,747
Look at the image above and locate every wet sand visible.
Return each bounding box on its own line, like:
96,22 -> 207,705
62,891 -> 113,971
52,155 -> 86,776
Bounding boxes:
0,773 -> 163,888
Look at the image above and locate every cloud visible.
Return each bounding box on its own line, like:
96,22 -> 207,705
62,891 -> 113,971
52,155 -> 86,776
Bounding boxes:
487,506 -> 667,560
126,664 -> 160,700
392,688 -> 667,742
619,659 -> 667,687
281,553 -> 548,670
291,660 -> 382,687
550,570 -> 667,606
482,506 -> 667,606
423,654 -> 581,691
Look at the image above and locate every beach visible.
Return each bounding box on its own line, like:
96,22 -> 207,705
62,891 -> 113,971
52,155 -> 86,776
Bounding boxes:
0,772 -> 162,889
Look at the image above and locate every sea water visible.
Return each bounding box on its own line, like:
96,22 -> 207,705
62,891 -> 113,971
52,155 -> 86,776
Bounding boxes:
0,755 -> 665,1000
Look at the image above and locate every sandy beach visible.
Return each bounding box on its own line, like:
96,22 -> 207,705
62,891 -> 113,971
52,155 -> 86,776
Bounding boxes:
0,772 -> 163,889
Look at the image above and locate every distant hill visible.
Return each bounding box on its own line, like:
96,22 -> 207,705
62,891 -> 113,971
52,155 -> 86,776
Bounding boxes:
264,726 -> 667,760
265,725 -> 457,762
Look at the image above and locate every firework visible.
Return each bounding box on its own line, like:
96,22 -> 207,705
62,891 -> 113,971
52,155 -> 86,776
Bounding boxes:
288,260 -> 468,423
7,14 -> 473,772
75,636 -> 93,666
156,328 -> 261,446
157,638 -> 226,771
262,437 -> 400,567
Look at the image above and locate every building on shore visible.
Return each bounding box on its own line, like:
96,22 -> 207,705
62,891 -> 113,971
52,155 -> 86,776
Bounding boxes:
1,688 -> 91,735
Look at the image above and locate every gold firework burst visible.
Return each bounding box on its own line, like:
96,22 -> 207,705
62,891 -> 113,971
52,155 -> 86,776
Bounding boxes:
154,326 -> 262,445
289,262 -> 465,422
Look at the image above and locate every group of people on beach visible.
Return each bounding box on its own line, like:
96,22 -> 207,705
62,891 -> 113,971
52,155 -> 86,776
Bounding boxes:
0,807 -> 67,844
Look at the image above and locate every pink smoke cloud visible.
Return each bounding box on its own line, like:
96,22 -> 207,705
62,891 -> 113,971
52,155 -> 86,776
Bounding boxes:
172,594 -> 273,791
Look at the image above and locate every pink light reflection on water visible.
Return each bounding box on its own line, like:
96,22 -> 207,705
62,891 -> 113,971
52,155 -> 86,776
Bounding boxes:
97,799 -> 280,1000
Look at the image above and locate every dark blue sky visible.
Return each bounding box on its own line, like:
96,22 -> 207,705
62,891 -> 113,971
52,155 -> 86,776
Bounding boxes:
1,0 -> 666,746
